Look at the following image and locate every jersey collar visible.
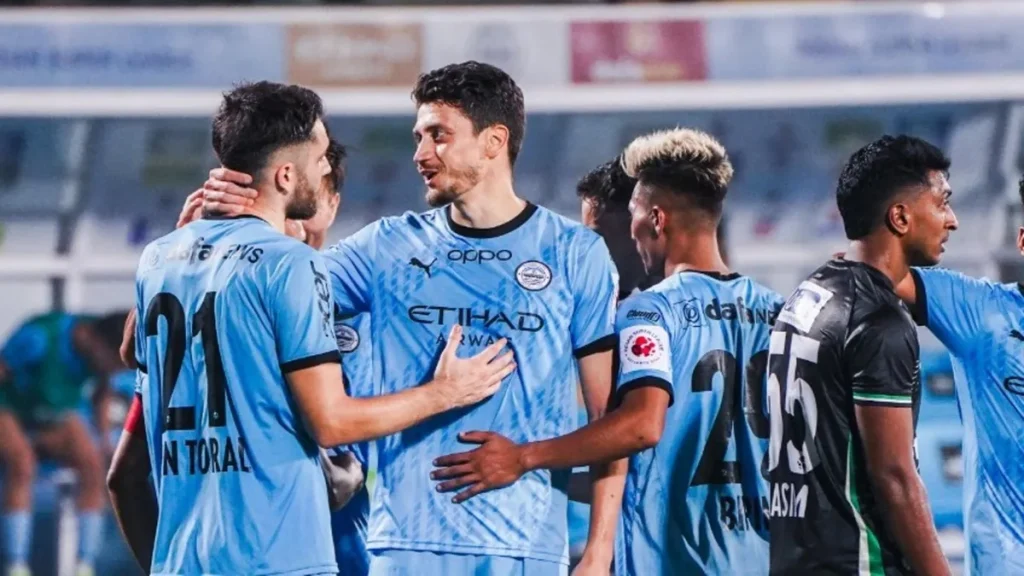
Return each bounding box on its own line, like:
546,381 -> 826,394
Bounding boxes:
445,202 -> 538,239
680,269 -> 742,282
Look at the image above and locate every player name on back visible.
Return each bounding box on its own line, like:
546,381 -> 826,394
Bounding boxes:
161,436 -> 253,477
163,238 -> 265,265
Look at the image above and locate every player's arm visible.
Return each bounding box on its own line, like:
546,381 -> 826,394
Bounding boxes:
107,393 -> 157,572
119,308 -> 138,369
902,267 -> 989,355
570,237 -> 631,576
575,348 -> 628,572
287,326 -> 513,446
275,251 -> 514,447
432,257 -> 666,507
849,309 -> 950,576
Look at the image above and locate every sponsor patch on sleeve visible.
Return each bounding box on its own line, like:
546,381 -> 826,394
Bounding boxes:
619,324 -> 671,375
777,281 -> 834,333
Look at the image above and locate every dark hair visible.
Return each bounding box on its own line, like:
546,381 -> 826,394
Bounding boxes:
836,134 -> 951,240
1018,176 -> 1023,210
211,81 -> 324,180
323,138 -> 347,194
576,157 -> 637,218
412,61 -> 525,167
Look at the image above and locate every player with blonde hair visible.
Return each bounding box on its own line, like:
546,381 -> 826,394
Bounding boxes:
431,127 -> 783,575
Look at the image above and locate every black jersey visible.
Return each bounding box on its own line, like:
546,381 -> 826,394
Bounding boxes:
768,260 -> 921,576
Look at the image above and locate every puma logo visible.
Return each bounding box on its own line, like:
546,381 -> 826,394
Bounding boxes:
1010,329 -> 1024,342
409,257 -> 436,277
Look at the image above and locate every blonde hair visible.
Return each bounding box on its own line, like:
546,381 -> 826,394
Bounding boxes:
621,128 -> 733,209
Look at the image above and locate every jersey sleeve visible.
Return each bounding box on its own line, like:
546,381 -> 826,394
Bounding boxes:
910,267 -> 992,355
845,307 -> 918,408
322,222 -> 377,317
268,246 -> 342,374
568,234 -> 618,357
0,322 -> 47,371
614,293 -> 674,405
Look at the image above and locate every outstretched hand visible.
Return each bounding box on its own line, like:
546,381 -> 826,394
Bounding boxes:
431,431 -> 527,503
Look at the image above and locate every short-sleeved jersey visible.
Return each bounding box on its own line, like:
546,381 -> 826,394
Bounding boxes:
769,260 -> 920,576
134,215 -> 339,576
910,267 -> 1024,573
613,271 -> 783,576
322,202 -> 617,564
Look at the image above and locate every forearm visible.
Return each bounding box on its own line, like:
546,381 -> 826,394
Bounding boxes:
107,430 -> 157,572
583,458 -> 627,562
872,471 -> 949,575
321,384 -> 446,446
109,479 -> 158,571
521,409 -> 649,472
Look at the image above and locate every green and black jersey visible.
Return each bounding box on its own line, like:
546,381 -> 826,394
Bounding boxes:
768,259 -> 921,576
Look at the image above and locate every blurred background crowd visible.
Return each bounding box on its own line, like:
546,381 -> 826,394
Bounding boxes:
3,0 -> 1022,573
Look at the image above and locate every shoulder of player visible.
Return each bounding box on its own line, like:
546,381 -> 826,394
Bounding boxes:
912,265 -> 1009,296
618,285 -> 674,322
848,300 -> 916,346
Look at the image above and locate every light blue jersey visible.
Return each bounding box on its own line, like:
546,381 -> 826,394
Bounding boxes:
323,203 -> 617,565
134,215 -> 339,576
331,312 -> 373,576
613,271 -> 783,576
911,267 -> 1024,573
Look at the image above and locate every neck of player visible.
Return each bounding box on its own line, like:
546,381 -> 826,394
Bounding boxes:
242,198 -> 289,236
663,229 -> 730,279
843,237 -> 911,287
449,175 -> 525,229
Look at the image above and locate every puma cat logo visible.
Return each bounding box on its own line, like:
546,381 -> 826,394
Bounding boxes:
409,257 -> 436,277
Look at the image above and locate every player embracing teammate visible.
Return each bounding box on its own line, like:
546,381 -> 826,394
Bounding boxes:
105,58 -> 1022,576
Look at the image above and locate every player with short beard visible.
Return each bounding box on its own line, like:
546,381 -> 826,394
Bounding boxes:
199,62 -> 623,576
106,81 -> 513,576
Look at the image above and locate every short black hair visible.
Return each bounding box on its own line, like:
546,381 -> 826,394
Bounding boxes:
836,134 -> 951,240
1018,176 -> 1023,210
324,138 -> 347,194
576,157 -> 637,218
412,61 -> 525,167
212,81 -> 323,180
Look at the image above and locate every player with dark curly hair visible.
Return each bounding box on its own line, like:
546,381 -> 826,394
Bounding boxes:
198,63 -> 623,576
770,135 -> 956,575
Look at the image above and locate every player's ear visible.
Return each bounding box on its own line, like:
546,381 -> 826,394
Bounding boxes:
274,162 -> 296,194
482,125 -> 509,161
650,206 -> 665,239
886,202 -> 911,236
1017,226 -> 1024,255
